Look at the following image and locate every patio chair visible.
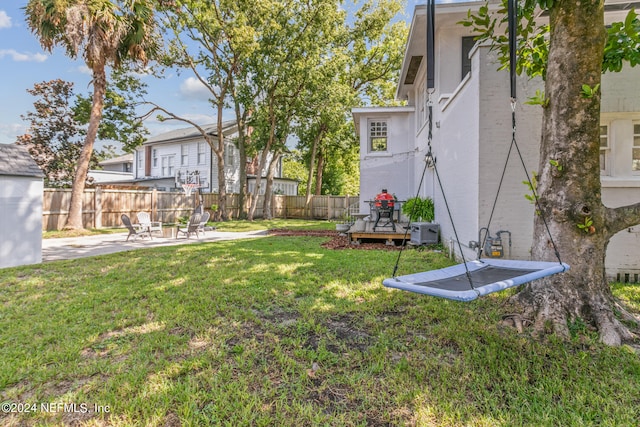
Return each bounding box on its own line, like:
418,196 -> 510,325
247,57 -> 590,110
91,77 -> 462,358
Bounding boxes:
197,211 -> 211,235
176,212 -> 202,239
136,212 -> 163,236
121,214 -> 152,241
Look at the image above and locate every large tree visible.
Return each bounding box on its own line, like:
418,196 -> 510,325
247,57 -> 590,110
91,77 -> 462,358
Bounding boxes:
17,76 -> 147,187
465,1 -> 640,345
148,0 -> 262,221
298,0 -> 406,202
17,80 -> 96,188
25,0 -> 160,229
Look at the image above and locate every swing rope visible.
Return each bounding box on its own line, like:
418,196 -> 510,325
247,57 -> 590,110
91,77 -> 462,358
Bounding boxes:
480,0 -> 564,267
392,0 -> 474,288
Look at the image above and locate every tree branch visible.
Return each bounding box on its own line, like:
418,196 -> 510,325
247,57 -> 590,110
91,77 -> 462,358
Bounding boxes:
605,202 -> 640,237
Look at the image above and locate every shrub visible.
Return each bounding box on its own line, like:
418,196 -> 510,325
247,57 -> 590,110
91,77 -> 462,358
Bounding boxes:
402,196 -> 435,222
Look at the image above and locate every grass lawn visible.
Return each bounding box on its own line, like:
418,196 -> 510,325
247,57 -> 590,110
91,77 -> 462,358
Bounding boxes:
2,225 -> 640,426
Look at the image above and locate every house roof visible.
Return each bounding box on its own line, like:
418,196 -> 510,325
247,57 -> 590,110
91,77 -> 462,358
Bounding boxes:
144,121 -> 238,145
99,153 -> 133,166
396,1 -> 488,102
351,106 -> 415,136
0,144 -> 45,178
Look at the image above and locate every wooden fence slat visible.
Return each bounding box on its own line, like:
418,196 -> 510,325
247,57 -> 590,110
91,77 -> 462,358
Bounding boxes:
42,188 -> 358,230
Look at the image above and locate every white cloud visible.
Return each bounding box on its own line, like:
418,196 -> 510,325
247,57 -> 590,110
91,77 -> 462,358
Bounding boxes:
0,123 -> 28,144
0,49 -> 47,62
77,65 -> 92,75
179,77 -> 211,101
0,11 -> 11,29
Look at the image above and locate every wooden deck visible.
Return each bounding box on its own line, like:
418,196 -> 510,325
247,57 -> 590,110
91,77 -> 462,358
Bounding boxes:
346,220 -> 411,245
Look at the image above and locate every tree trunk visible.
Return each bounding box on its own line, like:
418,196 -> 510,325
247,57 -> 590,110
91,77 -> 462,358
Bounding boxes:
215,148 -> 227,221
305,125 -> 326,216
511,0 -> 638,345
64,65 -> 106,230
235,105 -> 249,220
248,147 -> 269,221
262,151 -> 282,220
314,150 -> 325,195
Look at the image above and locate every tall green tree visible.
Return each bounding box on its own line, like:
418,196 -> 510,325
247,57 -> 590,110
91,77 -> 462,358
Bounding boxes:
149,0 -> 260,220
25,0 -> 160,229
463,2 -> 640,345
17,75 -> 149,188
297,0 -> 407,203
17,80 -> 97,188
240,0 -> 345,220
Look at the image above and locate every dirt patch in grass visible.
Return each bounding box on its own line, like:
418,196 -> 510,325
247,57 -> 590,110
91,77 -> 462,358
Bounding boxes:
267,229 -> 403,251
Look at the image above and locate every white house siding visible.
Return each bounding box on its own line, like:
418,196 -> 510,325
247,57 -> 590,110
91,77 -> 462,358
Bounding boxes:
0,175 -> 43,268
476,47 -> 543,260
209,143 -> 241,194
596,65 -> 640,279
355,2 -> 639,277
603,183 -> 640,280
429,49 -> 481,261
355,108 -> 416,215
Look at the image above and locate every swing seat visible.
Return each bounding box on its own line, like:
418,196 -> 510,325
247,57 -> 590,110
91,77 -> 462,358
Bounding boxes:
383,259 -> 569,302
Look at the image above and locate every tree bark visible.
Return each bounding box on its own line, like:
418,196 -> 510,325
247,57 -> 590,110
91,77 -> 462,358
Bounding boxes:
64,64 -> 106,230
262,151 -> 283,220
314,149 -> 325,195
512,0 -> 639,345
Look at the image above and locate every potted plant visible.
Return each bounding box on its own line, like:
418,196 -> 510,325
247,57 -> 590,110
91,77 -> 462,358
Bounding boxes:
402,196 -> 435,223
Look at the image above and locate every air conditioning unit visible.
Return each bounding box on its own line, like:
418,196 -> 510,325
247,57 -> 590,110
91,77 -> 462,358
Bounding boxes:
410,223 -> 439,245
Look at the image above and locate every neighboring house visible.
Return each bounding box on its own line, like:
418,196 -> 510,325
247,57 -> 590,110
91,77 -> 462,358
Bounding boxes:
353,1 -> 640,279
88,153 -> 134,184
133,122 -> 297,195
0,144 -> 44,269
99,153 -> 133,173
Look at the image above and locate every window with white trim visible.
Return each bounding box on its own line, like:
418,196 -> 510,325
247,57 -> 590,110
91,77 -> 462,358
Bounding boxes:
197,142 -> 206,165
181,144 -> 189,166
633,122 -> 640,173
137,151 -> 143,169
152,149 -> 158,167
369,120 -> 388,152
225,144 -> 235,167
600,125 -> 609,175
161,155 -> 175,177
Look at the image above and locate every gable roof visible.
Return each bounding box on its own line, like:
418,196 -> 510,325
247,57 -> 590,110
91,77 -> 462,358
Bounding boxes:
0,144 -> 44,178
99,153 -> 133,166
144,121 -> 238,145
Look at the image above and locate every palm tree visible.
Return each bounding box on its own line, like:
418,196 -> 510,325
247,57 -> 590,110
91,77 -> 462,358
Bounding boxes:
25,0 -> 159,229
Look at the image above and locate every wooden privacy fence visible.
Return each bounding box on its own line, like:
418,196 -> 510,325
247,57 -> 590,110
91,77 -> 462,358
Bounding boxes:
43,188 -> 359,230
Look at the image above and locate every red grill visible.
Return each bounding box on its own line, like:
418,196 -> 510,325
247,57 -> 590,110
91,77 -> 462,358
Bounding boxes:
373,190 -> 395,231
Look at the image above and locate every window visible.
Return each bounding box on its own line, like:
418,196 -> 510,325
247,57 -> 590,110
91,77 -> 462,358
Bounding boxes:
225,144 -> 235,167
161,155 -> 175,177
181,144 -> 189,166
152,149 -> 158,167
137,151 -> 143,169
369,120 -> 388,152
633,122 -> 640,172
600,125 -> 609,175
197,142 -> 206,165
461,36 -> 475,80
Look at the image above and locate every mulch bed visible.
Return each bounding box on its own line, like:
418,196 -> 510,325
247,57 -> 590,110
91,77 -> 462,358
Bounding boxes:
267,229 -> 404,251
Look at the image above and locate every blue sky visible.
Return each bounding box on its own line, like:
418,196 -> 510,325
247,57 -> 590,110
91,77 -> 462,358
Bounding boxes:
0,2 -> 222,147
0,1 -> 424,149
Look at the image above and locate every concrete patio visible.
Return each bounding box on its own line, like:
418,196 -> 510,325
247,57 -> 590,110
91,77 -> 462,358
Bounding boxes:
42,229 -> 268,262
